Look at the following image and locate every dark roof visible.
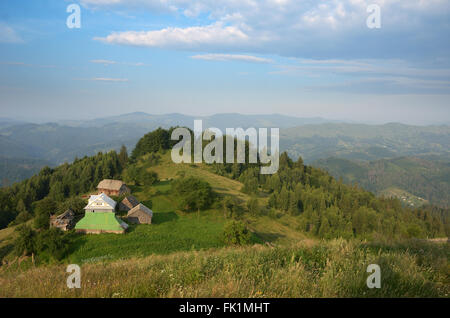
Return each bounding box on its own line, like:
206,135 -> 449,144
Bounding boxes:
53,209 -> 74,220
121,195 -> 139,208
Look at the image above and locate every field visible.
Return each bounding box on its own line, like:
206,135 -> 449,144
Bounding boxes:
66,211 -> 230,264
66,176 -> 232,264
379,187 -> 428,208
0,239 -> 448,298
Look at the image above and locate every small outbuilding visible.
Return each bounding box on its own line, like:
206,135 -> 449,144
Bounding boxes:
97,179 -> 131,196
50,209 -> 75,231
119,195 -> 140,212
127,203 -> 153,224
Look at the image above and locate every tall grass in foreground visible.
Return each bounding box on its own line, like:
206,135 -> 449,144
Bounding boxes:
0,239 -> 448,298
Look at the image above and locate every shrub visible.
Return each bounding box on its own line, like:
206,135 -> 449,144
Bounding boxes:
124,165 -> 158,186
56,197 -> 86,215
14,225 -> 37,256
36,228 -> 70,261
247,197 -> 261,216
222,196 -> 244,219
172,177 -> 215,211
223,220 -> 252,245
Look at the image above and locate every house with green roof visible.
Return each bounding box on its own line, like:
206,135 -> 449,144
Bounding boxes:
75,193 -> 129,234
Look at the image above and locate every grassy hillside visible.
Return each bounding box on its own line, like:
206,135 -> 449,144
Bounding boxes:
0,239 -> 448,298
0,128 -> 448,298
0,152 -> 305,266
67,176 -> 235,264
314,156 -> 450,208
132,152 -> 306,244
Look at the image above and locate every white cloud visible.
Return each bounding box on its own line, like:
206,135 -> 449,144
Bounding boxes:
90,59 -> 117,65
81,0 -> 174,10
0,24 -> 24,44
88,0 -> 450,61
89,59 -> 147,66
94,22 -> 249,50
190,54 -> 273,64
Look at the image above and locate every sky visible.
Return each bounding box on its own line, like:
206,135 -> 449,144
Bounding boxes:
0,0 -> 449,125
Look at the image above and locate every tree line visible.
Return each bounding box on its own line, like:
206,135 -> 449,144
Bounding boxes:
0,147 -> 128,229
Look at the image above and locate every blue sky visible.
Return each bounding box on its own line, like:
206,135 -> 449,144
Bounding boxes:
0,0 -> 449,124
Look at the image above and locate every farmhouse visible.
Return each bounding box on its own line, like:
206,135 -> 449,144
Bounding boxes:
97,179 -> 131,196
75,193 -> 129,234
127,203 -> 153,224
50,209 -> 75,231
119,195 -> 140,212
84,193 -> 116,212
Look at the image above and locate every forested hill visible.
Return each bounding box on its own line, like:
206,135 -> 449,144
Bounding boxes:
314,157 -> 450,208
0,127 -> 448,242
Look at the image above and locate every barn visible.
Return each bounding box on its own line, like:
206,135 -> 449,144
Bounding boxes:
127,203 -> 153,224
119,195 -> 140,212
97,179 -> 131,197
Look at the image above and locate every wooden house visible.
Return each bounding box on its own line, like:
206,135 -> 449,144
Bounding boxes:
97,179 -> 131,196
50,209 -> 75,231
127,203 -> 153,224
75,193 -> 128,234
84,193 -> 117,212
119,195 -> 140,212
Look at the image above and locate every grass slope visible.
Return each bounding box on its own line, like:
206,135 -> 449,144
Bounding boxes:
0,239 -> 448,298
56,152 -> 304,264
0,152 -> 448,298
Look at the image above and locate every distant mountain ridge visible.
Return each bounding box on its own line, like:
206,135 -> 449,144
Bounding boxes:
61,112 -> 336,129
0,113 -> 339,164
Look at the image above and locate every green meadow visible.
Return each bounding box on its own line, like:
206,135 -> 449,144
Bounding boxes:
1,239 -> 448,298
66,180 -> 230,264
